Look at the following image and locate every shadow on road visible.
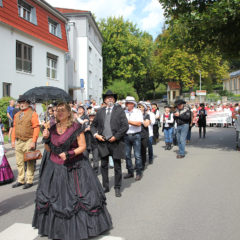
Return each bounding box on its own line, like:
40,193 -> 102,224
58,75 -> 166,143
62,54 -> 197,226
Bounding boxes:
0,191 -> 35,216
186,127 -> 236,152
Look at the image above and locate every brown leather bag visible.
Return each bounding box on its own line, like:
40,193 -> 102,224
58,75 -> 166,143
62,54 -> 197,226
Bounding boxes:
24,150 -> 42,162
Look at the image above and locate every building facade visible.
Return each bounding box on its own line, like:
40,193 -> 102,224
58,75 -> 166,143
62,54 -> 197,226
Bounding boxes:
223,70 -> 240,95
0,0 -> 68,99
56,8 -> 104,104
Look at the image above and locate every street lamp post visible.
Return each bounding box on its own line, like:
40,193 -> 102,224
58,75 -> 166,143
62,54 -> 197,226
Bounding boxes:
199,70 -> 202,103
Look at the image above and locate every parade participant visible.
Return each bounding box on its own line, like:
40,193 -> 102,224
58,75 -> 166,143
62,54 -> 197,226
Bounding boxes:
0,122 -> 14,184
84,110 -> 99,173
124,96 -> 143,181
138,102 -> 150,170
198,103 -> 207,138
7,99 -> 15,143
77,105 -> 89,126
151,102 -> 160,144
32,103 -> 112,239
11,96 -> 40,189
91,90 -> 128,197
146,102 -> 155,164
161,105 -> 174,150
233,109 -> 240,151
174,99 -> 191,158
186,105 -> 194,143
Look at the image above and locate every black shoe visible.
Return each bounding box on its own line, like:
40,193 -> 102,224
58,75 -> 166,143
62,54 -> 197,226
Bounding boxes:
135,175 -> 142,181
12,182 -> 24,188
124,173 -> 134,179
115,188 -> 121,197
23,183 -> 33,189
168,144 -> 172,150
164,143 -> 168,150
149,160 -> 153,165
103,187 -> 109,193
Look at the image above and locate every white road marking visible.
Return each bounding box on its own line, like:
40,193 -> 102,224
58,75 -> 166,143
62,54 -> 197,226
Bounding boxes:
0,223 -> 38,240
0,223 -> 124,240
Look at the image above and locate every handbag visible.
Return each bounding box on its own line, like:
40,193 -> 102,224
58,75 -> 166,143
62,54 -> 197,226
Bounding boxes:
24,150 -> 42,162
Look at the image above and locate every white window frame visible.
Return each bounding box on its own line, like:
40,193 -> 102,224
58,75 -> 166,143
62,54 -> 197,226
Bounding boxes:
48,18 -> 62,38
16,41 -> 32,73
47,53 -> 58,80
18,0 -> 37,25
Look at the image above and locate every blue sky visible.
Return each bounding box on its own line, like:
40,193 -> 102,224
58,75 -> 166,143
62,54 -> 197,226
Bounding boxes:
46,0 -> 165,39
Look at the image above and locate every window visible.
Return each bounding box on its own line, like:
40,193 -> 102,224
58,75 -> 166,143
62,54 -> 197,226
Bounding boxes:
0,0 -> 3,7
3,83 -> 11,97
48,18 -> 62,38
47,53 -> 58,79
89,71 -> 92,89
16,41 -> 32,73
18,0 -> 37,24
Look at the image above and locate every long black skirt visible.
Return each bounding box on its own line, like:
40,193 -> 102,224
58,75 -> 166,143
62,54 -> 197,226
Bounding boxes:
32,153 -> 112,240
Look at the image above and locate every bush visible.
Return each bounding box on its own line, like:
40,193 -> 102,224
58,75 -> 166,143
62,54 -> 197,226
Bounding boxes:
0,97 -> 13,130
218,90 -> 234,97
105,80 -> 139,101
206,93 -> 221,102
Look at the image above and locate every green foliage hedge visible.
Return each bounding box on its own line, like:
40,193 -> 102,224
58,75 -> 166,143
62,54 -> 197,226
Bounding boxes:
0,97 -> 13,130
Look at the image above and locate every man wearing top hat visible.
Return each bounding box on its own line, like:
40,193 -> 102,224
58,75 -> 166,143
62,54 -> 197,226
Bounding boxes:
11,96 -> 40,189
91,90 -> 129,197
174,99 -> 191,158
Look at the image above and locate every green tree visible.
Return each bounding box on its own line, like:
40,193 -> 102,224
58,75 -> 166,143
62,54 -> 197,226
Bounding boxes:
158,0 -> 240,59
98,17 -> 155,99
104,80 -> 139,101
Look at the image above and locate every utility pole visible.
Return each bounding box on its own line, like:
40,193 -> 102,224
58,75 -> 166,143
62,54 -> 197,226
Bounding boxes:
199,70 -> 202,103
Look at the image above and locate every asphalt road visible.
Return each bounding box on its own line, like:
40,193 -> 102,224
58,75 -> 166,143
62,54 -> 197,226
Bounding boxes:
0,126 -> 240,240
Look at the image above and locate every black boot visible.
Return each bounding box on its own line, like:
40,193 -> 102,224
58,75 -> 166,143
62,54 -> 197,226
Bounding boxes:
165,143 -> 168,150
168,143 -> 172,150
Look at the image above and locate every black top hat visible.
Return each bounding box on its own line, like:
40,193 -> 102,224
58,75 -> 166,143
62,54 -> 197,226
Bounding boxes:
102,90 -> 117,102
17,95 -> 31,103
174,99 -> 186,106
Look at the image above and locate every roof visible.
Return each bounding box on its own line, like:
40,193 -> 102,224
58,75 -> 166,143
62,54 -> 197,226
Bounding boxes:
230,70 -> 240,78
168,82 -> 181,90
55,8 -> 89,14
0,0 -> 68,52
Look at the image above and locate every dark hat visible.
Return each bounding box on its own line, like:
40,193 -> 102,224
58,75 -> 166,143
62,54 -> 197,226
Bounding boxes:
17,95 -> 31,103
102,90 -> 117,102
164,105 -> 171,109
200,103 -> 205,107
174,99 -> 186,106
151,102 -> 158,107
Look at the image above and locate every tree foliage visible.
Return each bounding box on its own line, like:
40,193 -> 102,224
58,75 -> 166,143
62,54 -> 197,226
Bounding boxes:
105,80 -> 139,101
158,0 -> 240,59
99,17 -> 154,99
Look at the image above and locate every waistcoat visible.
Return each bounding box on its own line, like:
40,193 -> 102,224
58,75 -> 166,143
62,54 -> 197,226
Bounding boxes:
15,108 -> 34,141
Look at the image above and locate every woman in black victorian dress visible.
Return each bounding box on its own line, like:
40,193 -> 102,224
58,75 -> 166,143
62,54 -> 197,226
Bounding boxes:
32,103 -> 112,240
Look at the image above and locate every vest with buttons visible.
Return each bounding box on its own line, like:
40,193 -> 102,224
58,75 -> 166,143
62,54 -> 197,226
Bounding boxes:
15,108 -> 34,141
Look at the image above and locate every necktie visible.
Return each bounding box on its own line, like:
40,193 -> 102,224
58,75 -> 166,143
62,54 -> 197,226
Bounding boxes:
107,108 -> 111,115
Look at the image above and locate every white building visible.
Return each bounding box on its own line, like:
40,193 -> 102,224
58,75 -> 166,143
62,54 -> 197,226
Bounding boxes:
56,8 -> 104,104
223,70 -> 240,95
0,0 -> 69,99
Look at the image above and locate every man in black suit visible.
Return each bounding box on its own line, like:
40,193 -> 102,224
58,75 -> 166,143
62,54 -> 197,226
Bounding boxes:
91,90 -> 129,197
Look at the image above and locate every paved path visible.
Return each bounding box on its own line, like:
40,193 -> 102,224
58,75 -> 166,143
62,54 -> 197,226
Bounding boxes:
0,127 -> 239,240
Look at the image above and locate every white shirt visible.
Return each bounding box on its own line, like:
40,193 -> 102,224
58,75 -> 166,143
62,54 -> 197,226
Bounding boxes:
125,108 -> 143,134
235,114 -> 240,131
147,111 -> 155,137
105,105 -> 114,114
160,112 -> 174,127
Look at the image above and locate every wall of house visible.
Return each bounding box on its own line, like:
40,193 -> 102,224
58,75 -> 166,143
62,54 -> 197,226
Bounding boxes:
0,22 -> 66,99
223,76 -> 240,94
66,15 -> 103,104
